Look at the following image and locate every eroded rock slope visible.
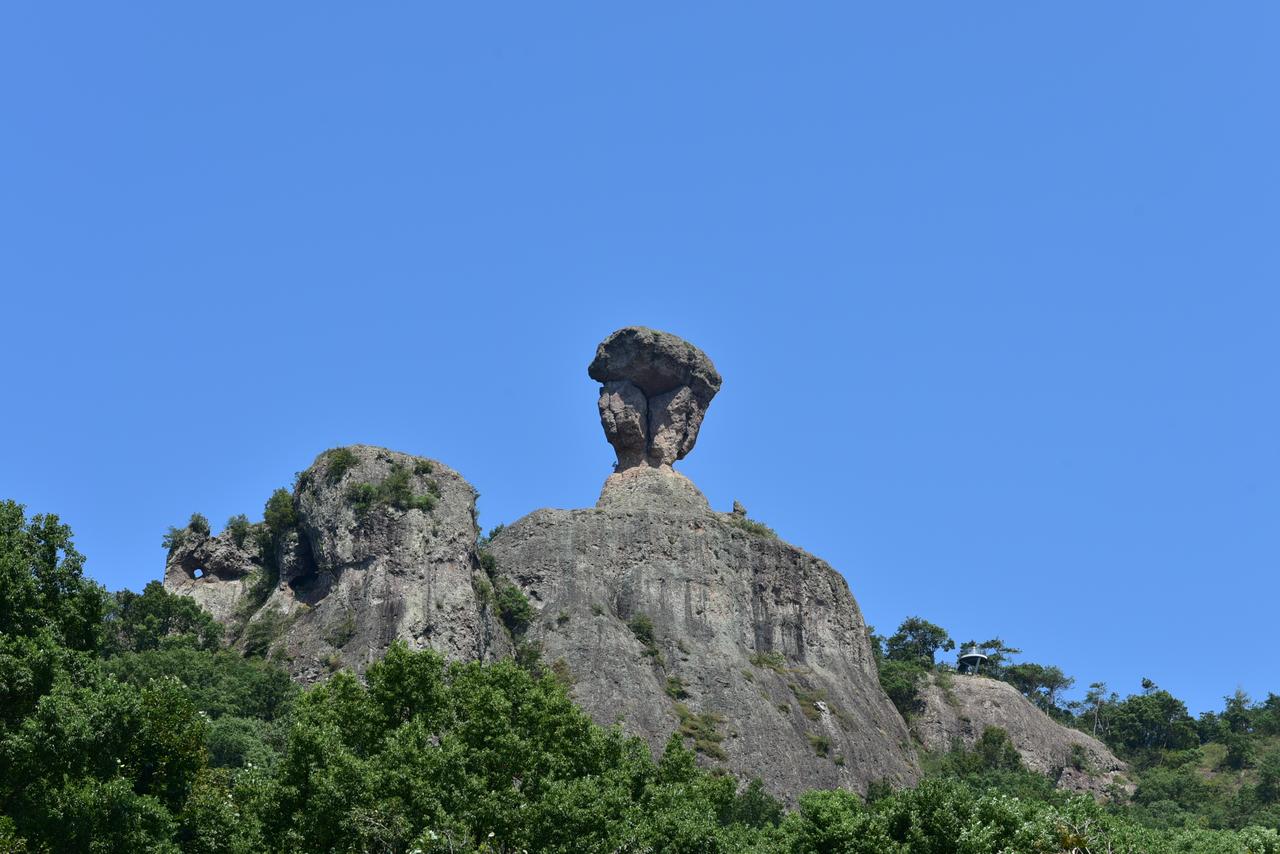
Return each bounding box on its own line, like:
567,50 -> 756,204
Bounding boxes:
913,673 -> 1129,796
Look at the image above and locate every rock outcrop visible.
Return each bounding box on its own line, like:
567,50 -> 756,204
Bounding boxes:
479,328 -> 920,799
589,327 -> 722,470
912,673 -> 1129,796
165,445 -> 510,680
164,528 -> 261,624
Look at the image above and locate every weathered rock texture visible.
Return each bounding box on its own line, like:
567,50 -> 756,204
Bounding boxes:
913,673 -> 1129,796
164,529 -> 260,624
589,327 -> 722,470
165,445 -> 510,681
487,465 -> 919,800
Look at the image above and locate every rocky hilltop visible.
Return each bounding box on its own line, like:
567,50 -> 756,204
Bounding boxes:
165,446 -> 511,681
912,672 -> 1129,796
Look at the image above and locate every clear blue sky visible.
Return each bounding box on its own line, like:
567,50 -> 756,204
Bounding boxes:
2,4 -> 1276,715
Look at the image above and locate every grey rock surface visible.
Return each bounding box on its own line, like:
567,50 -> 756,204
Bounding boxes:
486,465 -> 920,801
913,673 -> 1129,796
589,327 -> 722,470
165,445 -> 511,681
164,530 -> 260,623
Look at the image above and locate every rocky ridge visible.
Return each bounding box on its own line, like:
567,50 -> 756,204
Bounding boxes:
487,465 -> 920,798
165,326 -> 1121,801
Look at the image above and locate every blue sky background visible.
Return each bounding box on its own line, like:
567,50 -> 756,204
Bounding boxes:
2,4 -> 1276,715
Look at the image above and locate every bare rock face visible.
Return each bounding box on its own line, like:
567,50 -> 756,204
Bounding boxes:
913,673 -> 1129,797
487,473 -> 919,801
164,445 -> 511,680
589,327 -> 722,470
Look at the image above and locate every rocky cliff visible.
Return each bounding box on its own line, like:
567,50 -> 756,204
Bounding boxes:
488,466 -> 920,799
165,446 -> 511,681
913,673 -> 1129,796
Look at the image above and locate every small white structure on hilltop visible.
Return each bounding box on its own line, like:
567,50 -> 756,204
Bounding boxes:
958,646 -> 989,675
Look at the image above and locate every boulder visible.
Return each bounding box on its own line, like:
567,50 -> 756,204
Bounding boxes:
588,327 -> 722,470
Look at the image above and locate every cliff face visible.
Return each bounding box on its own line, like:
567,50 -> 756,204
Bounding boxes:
913,673 -> 1128,796
165,445 -> 510,680
487,465 -> 920,799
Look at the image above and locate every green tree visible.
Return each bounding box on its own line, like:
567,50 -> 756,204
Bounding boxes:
262,488 -> 297,538
1082,681 -> 1114,738
878,658 -> 929,720
224,514 -> 252,548
885,617 -> 954,666
1003,662 -> 1075,714
0,500 -> 106,652
187,513 -> 211,537
107,580 -> 223,653
1104,681 -> 1198,758
1256,749 -> 1280,804
495,581 -> 534,637
106,646 -> 296,722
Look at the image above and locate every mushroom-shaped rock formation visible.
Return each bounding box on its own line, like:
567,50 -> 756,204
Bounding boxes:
589,327 -> 722,470
483,328 -> 920,800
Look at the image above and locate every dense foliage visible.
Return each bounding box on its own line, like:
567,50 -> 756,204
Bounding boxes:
3,500 -> 1279,852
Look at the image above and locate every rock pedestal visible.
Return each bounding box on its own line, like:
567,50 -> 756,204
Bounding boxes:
589,327 -> 722,470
